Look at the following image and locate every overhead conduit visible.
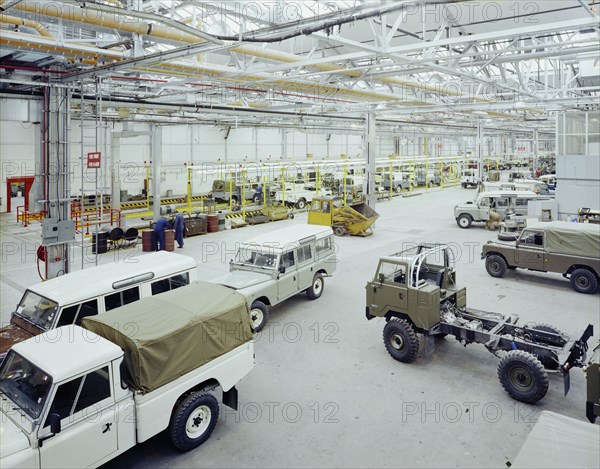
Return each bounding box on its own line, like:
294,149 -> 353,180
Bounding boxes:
0,30 -> 124,65
2,0 -> 529,118
4,0 -> 463,99
0,13 -> 52,37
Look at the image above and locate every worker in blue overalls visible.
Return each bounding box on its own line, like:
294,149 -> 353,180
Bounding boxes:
174,212 -> 185,248
152,217 -> 172,251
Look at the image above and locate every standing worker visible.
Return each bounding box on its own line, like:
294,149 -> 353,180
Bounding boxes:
174,212 -> 185,248
152,217 -> 171,251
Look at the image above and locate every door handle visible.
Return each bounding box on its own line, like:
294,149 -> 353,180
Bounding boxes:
399,293 -> 404,299
102,423 -> 112,434
294,276 -> 296,281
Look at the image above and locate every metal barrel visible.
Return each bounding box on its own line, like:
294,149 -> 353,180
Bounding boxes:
141,230 -> 154,252
207,214 -> 219,233
164,229 -> 175,252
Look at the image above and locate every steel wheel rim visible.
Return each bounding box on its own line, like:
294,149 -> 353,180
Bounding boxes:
313,278 -> 323,294
250,309 -> 264,328
390,332 -> 406,351
576,276 -> 590,289
508,365 -> 533,392
459,217 -> 469,227
490,261 -> 500,273
186,406 -> 211,438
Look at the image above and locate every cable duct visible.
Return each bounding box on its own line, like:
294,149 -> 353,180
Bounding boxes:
3,0 -> 467,97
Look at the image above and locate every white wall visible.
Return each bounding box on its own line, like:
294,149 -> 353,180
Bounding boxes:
0,99 -> 39,212
556,154 -> 600,219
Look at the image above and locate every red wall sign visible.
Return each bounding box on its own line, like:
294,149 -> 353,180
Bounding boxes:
87,152 -> 101,169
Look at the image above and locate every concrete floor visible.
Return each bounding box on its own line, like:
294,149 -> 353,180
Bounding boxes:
1,186 -> 598,468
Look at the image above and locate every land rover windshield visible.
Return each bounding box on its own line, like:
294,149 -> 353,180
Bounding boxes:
233,248 -> 277,270
14,290 -> 58,331
0,350 -> 52,419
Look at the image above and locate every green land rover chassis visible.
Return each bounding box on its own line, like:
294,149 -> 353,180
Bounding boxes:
365,243 -> 593,404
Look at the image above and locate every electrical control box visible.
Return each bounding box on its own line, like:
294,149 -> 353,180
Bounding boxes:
42,218 -> 76,245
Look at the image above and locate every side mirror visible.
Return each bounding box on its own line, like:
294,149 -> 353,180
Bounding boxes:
278,265 -> 286,274
50,413 -> 61,434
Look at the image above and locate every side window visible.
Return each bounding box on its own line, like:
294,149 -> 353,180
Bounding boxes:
74,367 -> 111,413
151,279 -> 170,295
104,287 -> 140,311
280,251 -> 295,269
496,198 -> 508,207
44,377 -> 83,426
57,300 -> 99,327
378,262 -> 406,285
315,237 -> 332,256
44,367 -> 111,428
57,305 -> 79,327
521,231 -> 544,247
76,300 -> 98,325
151,273 -> 190,295
515,198 -> 528,207
297,245 -> 312,263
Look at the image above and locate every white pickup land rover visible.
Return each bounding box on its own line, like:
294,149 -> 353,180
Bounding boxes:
0,281 -> 254,468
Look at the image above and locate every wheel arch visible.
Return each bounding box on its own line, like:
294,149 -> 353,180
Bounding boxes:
252,296 -> 271,307
384,311 -> 425,333
566,264 -> 599,279
172,378 -> 222,415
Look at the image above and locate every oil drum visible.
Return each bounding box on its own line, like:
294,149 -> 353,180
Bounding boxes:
141,230 -> 154,252
207,214 -> 219,233
164,229 -> 175,252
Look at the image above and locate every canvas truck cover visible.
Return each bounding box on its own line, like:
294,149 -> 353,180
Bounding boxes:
82,281 -> 253,393
529,221 -> 600,257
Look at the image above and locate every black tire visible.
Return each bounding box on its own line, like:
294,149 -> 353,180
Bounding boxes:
170,393 -> 219,451
230,196 -> 238,204
570,268 -> 598,294
395,186 -> 402,194
249,300 -> 269,332
253,195 -> 260,204
333,226 -> 347,236
498,351 -> 548,403
295,198 -> 306,210
456,214 -> 472,229
485,255 -> 507,278
306,273 -> 324,300
383,318 -> 419,363
461,183 -> 467,188
527,323 -> 563,369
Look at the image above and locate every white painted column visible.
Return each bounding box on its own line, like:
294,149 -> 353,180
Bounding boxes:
365,113 -> 377,207
152,125 -> 162,220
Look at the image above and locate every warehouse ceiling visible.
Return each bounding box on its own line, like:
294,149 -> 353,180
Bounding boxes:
0,0 -> 599,133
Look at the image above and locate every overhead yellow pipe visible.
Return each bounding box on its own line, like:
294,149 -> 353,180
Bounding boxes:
2,0 -> 531,114
0,13 -> 53,37
0,30 -> 123,63
4,0 -> 465,99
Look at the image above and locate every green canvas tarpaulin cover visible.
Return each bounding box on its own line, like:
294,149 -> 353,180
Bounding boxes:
82,281 -> 253,393
528,221 -> 600,257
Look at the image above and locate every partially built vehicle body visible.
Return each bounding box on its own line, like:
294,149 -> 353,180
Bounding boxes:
210,180 -> 260,204
0,281 -> 254,468
482,221 -> 600,294
454,190 -> 548,229
365,244 -> 593,403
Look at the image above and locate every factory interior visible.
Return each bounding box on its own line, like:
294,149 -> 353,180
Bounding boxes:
0,1 -> 599,468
